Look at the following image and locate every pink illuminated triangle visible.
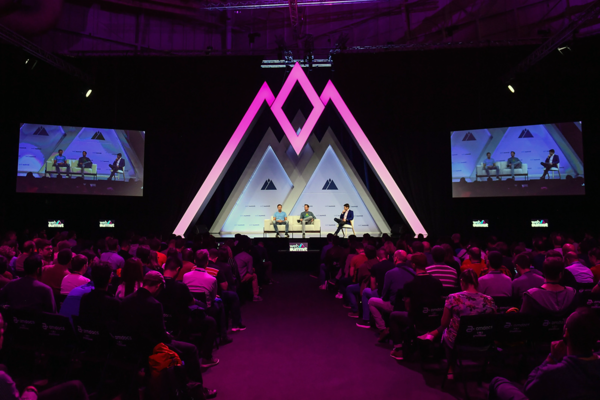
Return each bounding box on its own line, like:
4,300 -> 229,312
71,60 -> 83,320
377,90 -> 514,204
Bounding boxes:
173,68 -> 427,237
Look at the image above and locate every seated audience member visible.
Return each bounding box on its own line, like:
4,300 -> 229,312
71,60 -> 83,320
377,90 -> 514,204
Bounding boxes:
422,241 -> 434,266
136,246 -> 156,274
234,238 -> 262,302
176,248 -> 197,281
489,307 -> 600,400
0,255 -> 56,313
426,245 -> 458,287
208,248 -> 244,331
116,257 -> 143,298
390,253 -> 443,360
531,240 -> 546,273
100,238 -> 125,271
460,247 -> 486,276
356,247 -> 395,328
37,239 -> 54,267
320,236 -> 346,290
118,240 -> 133,262
184,251 -> 218,308
0,246 -> 16,277
521,257 -> 578,316
0,256 -> 10,289
60,254 -> 91,295
14,240 -> 36,276
0,313 -> 90,400
478,251 -> 512,296
496,242 -> 515,278
119,271 -> 216,399
347,245 -> 378,319
441,243 -> 461,275
79,263 -> 120,325
158,257 -> 219,368
512,252 -> 545,299
565,251 -> 594,284
589,248 -> 600,284
368,250 -> 416,341
149,238 -> 167,267
418,269 -> 496,377
41,249 -> 72,296
544,250 -> 578,288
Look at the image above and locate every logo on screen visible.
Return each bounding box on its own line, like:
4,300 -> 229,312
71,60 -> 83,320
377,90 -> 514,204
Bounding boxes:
462,132 -> 476,141
48,220 -> 64,228
260,179 -> 277,190
473,220 -> 489,228
289,242 -> 308,252
518,129 -> 534,138
99,220 -> 115,228
322,179 -> 338,190
531,219 -> 549,228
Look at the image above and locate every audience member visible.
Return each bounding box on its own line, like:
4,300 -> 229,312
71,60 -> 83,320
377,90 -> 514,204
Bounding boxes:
589,248 -> 600,283
60,254 -> 90,295
427,245 -> 458,287
512,252 -> 545,299
356,247 -> 395,328
460,247 -> 486,276
41,249 -> 72,296
184,251 -> 218,308
565,251 -> 594,284
14,240 -> 36,276
347,245 -> 378,319
478,251 -> 512,296
0,255 -> 56,313
321,236 -> 346,290
521,257 -> 578,316
116,257 -> 144,298
118,240 -> 134,262
37,239 -> 54,266
368,250 -> 415,341
234,237 -> 262,302
208,248 -> 244,331
79,263 -> 120,325
0,256 -> 10,289
176,248 -> 197,281
489,307 -> 600,400
149,238 -> 167,266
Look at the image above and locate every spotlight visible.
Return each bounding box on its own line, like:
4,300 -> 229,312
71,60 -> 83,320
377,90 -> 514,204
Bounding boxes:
558,46 -> 571,56
85,89 -> 93,98
508,84 -> 515,93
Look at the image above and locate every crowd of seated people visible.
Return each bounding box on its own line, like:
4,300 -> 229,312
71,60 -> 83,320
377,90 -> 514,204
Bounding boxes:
0,229 -> 274,399
318,232 -> 600,399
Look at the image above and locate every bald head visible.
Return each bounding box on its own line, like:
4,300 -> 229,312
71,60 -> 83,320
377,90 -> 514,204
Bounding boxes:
393,250 -> 408,264
564,251 -> 579,266
468,247 -> 481,262
563,243 -> 576,254
422,241 -> 431,253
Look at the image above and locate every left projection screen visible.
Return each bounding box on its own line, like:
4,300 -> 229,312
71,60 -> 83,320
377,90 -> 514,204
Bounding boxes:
17,123 -> 145,197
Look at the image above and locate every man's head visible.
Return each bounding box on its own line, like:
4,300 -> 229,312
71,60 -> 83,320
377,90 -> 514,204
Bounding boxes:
411,241 -> 424,253
422,241 -> 431,253
562,243 -> 576,255
304,204 -> 309,212
0,255 -> 7,276
564,307 -> 600,355
376,247 -> 387,262
70,254 -> 88,274
549,149 -> 555,155
136,246 -> 151,264
121,240 -> 131,251
149,238 -> 161,252
195,250 -> 209,268
589,248 -> 600,266
82,151 -> 87,157
57,240 -> 72,252
91,263 -> 112,290
37,239 -> 53,259
411,252 -> 428,271
511,151 -> 515,157
326,233 -> 334,243
432,245 -> 446,264
546,249 -> 562,258
24,254 -> 43,277
364,245 -> 377,260
343,203 -> 350,211
552,234 -> 563,247
107,238 -> 119,251
57,249 -> 73,266
543,257 -> 565,281
355,242 -> 364,254
0,246 -> 14,260
564,251 -> 579,266
393,250 -> 408,264
142,271 -> 165,296
514,252 -> 531,274
486,152 -> 491,159
208,248 -> 219,262
22,241 -> 36,255
469,247 -> 482,262
58,149 -> 63,155
487,251 -> 503,270
164,257 -> 183,278
277,204 -> 282,212
117,153 -> 122,159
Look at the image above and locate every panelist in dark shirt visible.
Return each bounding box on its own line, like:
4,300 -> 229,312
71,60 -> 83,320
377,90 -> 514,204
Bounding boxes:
77,151 -> 93,177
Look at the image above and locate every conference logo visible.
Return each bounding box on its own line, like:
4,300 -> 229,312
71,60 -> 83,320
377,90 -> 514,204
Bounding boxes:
518,129 -> 533,138
462,132 -> 476,141
260,179 -> 277,190
322,179 -> 338,190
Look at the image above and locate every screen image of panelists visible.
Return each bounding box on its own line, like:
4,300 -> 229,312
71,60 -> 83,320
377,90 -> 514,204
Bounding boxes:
451,122 -> 584,198
17,123 -> 145,197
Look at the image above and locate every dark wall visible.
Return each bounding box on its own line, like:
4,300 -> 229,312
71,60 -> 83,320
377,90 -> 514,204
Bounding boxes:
1,37 -> 599,242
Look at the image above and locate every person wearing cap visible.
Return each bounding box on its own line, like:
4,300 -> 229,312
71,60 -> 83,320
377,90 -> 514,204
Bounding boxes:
119,270 -> 217,399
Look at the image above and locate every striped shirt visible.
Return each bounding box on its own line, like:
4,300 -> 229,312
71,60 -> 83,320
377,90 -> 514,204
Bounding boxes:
426,265 -> 458,287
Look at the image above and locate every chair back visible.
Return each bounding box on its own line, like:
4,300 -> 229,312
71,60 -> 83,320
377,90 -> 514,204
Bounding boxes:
109,324 -> 140,360
4,307 -> 42,346
72,315 -> 112,354
454,314 -> 496,347
532,315 -> 567,343
581,292 -> 600,317
494,313 -> 534,343
411,301 -> 445,333
40,312 -> 76,350
441,286 -> 460,299
492,296 -> 519,314
577,282 -> 596,294
192,291 -> 207,304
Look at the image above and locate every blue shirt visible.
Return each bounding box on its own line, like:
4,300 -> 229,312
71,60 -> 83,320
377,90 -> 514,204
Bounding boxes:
54,155 -> 67,163
381,264 -> 416,304
274,211 -> 287,221
59,281 -> 94,322
483,158 -> 495,167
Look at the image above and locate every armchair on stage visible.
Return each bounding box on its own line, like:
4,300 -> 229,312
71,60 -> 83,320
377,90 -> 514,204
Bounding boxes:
475,161 -> 528,181
44,159 -> 98,180
263,217 -> 322,237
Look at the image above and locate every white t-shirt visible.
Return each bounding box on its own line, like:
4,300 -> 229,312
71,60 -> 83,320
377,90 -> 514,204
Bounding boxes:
60,273 -> 91,295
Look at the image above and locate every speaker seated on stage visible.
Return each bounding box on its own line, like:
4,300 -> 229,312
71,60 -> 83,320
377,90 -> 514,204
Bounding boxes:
53,149 -> 71,177
77,151 -> 93,176
272,204 -> 289,238
108,153 -> 126,180
333,203 -> 354,236
540,149 -> 560,179
298,204 -> 315,238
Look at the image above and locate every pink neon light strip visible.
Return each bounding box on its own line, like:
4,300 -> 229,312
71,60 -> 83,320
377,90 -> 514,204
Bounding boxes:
320,81 -> 428,237
173,82 -> 276,236
270,63 -> 325,155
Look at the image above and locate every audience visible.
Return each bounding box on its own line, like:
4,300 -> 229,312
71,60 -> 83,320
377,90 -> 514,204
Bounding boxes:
14,240 -> 36,276
0,256 -> 10,289
460,247 -> 486,276
478,251 -> 512,296
565,251 -> 594,284
60,254 -> 90,295
41,249 -> 72,296
589,247 -> 600,284
512,252 -> 545,299
79,263 -> 120,325
346,245 -> 378,319
234,238 -> 262,302
356,247 -> 395,328
426,245 -> 458,287
0,255 -> 56,313
116,257 -> 144,298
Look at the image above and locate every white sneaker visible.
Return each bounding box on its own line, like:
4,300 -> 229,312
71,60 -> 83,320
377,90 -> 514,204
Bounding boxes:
335,293 -> 343,299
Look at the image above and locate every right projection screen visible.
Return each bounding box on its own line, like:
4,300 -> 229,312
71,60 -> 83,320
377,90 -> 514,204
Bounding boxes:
451,122 -> 584,198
